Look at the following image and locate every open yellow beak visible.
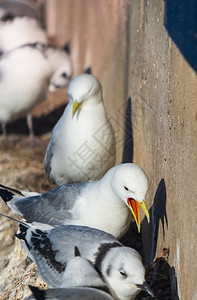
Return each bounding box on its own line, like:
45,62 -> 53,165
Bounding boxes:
127,199 -> 150,233
72,100 -> 83,117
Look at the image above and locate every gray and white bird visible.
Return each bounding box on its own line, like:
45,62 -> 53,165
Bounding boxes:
0,214 -> 154,300
44,73 -> 116,185
0,163 -> 150,236
0,3 -> 72,140
26,246 -> 113,300
0,43 -> 72,139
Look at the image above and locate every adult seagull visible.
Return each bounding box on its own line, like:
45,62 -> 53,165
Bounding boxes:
44,73 -> 116,185
0,163 -> 150,235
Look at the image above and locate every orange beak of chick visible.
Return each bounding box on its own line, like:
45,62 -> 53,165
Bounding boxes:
127,198 -> 150,233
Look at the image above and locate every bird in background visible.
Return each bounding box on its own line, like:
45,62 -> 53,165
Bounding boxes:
0,14 -> 47,51
44,73 -> 116,185
0,213 -> 154,300
0,1 -> 73,141
26,246 -> 113,300
0,42 -> 72,141
0,163 -> 150,236
0,0 -> 40,21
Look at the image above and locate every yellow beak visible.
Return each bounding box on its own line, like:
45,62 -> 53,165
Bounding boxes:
72,100 -> 83,117
127,199 -> 150,233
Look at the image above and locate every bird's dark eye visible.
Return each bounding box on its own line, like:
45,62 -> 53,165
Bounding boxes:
120,270 -> 127,277
124,186 -> 129,191
61,72 -> 68,78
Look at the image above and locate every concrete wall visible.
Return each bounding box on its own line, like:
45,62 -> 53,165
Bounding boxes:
45,1 -> 197,299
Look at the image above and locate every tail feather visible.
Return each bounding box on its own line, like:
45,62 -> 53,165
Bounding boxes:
0,184 -> 39,203
29,286 -> 46,300
0,188 -> 14,203
0,184 -> 23,205
0,184 -> 23,196
0,212 -> 29,228
0,213 -> 31,251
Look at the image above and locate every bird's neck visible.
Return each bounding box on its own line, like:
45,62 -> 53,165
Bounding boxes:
95,175 -> 124,208
82,93 -> 104,109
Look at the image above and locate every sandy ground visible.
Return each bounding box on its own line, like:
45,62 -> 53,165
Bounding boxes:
0,134 -> 53,300
0,133 -> 173,300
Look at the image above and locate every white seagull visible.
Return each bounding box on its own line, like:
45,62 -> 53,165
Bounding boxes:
0,42 -> 72,140
0,214 -> 154,300
0,163 -> 150,236
44,73 -> 116,185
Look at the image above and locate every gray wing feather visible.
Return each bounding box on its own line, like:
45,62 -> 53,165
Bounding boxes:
26,287 -> 112,300
49,225 -> 117,264
44,122 -> 59,176
26,225 -> 117,287
14,183 -> 86,224
44,138 -> 54,176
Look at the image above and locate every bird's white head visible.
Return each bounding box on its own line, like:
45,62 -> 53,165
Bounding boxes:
48,47 -> 73,92
108,163 -> 149,232
102,247 -> 154,300
67,74 -> 103,118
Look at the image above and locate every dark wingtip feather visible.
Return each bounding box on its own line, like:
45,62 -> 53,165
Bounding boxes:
0,188 -> 14,203
29,286 -> 46,300
15,232 -> 24,240
19,223 -> 28,234
0,184 -> 23,195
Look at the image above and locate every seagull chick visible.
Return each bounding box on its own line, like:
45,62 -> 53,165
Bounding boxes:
0,43 -> 72,140
19,224 -> 154,300
0,163 -> 150,236
0,214 -> 154,300
44,73 -> 116,185
26,245 -> 113,300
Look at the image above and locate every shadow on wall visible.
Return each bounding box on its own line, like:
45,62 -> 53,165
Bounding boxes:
150,178 -> 168,263
141,179 -> 180,299
122,97 -> 133,164
112,96 -> 180,299
142,179 -> 168,265
164,0 -> 197,72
